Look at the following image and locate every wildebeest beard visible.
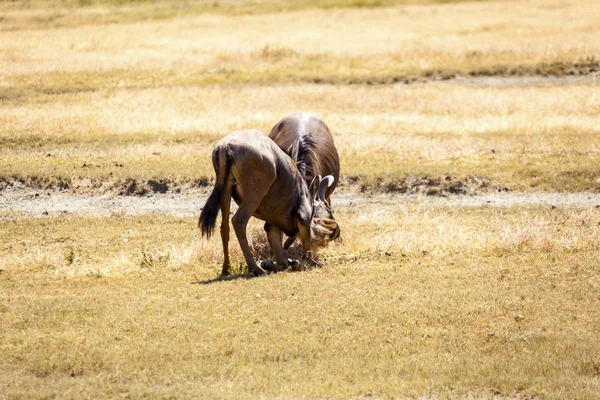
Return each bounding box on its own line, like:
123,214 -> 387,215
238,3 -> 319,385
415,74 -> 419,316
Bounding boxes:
310,217 -> 341,250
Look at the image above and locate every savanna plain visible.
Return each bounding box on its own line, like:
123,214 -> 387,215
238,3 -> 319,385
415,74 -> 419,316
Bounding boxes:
1,0 -> 600,399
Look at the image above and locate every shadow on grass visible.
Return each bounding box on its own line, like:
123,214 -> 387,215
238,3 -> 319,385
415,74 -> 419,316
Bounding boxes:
192,273 -> 259,285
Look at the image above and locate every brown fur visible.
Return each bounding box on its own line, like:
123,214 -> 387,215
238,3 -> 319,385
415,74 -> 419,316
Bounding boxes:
199,130 -> 339,276
269,112 -> 340,202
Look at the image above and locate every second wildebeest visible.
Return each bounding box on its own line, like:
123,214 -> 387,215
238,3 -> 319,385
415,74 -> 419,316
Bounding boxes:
199,130 -> 340,276
269,112 -> 341,248
269,112 -> 340,203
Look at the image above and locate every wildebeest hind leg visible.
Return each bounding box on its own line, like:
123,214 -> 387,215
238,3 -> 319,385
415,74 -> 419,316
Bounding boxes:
232,198 -> 267,276
219,178 -> 234,276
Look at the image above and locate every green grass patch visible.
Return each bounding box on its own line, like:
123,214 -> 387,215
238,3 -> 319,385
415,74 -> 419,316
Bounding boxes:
0,131 -> 221,152
0,155 -> 214,192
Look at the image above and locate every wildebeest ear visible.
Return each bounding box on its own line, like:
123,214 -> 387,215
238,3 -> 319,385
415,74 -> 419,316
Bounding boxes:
309,175 -> 322,200
317,175 -> 334,201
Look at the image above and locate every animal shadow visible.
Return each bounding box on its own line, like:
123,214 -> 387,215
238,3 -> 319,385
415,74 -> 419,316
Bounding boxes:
192,273 -> 258,285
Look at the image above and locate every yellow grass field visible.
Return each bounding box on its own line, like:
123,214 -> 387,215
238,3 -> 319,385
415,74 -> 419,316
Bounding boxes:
1,0 -> 600,193
2,205 -> 600,399
1,0 -> 600,398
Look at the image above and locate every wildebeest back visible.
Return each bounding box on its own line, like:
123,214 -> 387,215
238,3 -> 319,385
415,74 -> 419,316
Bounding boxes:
269,112 -> 340,200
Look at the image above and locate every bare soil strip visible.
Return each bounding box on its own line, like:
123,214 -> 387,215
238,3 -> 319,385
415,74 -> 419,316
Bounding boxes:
2,189 -> 600,218
438,74 -> 600,87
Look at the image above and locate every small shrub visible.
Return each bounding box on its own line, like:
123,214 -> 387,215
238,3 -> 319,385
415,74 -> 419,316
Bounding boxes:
64,246 -> 77,266
139,246 -> 171,269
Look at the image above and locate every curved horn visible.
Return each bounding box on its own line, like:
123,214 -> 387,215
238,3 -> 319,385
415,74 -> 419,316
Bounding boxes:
317,175 -> 334,201
309,175 -> 321,200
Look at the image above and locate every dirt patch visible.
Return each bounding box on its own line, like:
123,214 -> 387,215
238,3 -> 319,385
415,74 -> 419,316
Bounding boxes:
0,176 -> 212,196
357,175 -> 503,196
116,178 -> 172,196
0,190 -> 206,218
0,174 -> 504,197
443,57 -> 600,81
2,189 -> 599,219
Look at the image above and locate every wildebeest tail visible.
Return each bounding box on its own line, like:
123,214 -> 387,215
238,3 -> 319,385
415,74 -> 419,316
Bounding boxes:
198,147 -> 231,237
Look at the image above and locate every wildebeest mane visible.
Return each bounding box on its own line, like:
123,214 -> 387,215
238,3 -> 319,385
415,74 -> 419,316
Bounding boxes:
296,133 -> 321,179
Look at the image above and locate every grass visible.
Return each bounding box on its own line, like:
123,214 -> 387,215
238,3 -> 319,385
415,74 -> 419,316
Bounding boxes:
2,0 -> 600,193
0,0 -> 502,31
2,1 -> 600,397
4,57 -> 599,102
2,83 -> 599,193
3,1 -> 600,79
1,204 -> 599,398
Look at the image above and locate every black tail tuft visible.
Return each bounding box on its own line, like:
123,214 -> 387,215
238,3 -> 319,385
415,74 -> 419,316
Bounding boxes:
199,146 -> 232,238
199,186 -> 221,237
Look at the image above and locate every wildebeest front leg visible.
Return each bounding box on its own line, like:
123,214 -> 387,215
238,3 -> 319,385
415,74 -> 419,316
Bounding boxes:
297,222 -> 314,269
264,223 -> 288,271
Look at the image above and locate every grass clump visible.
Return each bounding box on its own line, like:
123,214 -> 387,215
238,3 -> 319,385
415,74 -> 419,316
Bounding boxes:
139,245 -> 172,269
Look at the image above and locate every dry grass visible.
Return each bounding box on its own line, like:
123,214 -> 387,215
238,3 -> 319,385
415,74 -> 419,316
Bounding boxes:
0,0 -> 503,31
2,0 -> 599,77
2,0 -> 600,193
2,1 -> 600,397
2,83 -> 599,192
1,204 -> 599,398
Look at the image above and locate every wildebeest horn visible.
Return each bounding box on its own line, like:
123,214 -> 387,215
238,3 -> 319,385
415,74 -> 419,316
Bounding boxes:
309,175 -> 321,200
318,175 -> 334,201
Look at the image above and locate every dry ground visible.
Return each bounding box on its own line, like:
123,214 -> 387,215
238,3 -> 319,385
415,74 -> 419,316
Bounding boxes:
2,189 -> 600,218
2,0 -> 600,398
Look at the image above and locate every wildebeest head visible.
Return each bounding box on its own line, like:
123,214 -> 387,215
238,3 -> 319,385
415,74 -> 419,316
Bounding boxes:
307,175 -> 341,250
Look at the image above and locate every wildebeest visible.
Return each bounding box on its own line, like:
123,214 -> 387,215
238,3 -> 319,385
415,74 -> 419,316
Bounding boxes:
269,112 -> 340,202
269,112 -> 341,249
199,130 -> 341,276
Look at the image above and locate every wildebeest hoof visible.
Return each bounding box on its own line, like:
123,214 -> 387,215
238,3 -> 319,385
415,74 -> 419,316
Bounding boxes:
260,260 -> 275,271
260,260 -> 287,273
285,258 -> 304,272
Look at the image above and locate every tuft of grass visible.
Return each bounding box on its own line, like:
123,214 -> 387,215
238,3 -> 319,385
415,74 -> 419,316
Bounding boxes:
63,246 -> 77,265
139,245 -> 172,269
